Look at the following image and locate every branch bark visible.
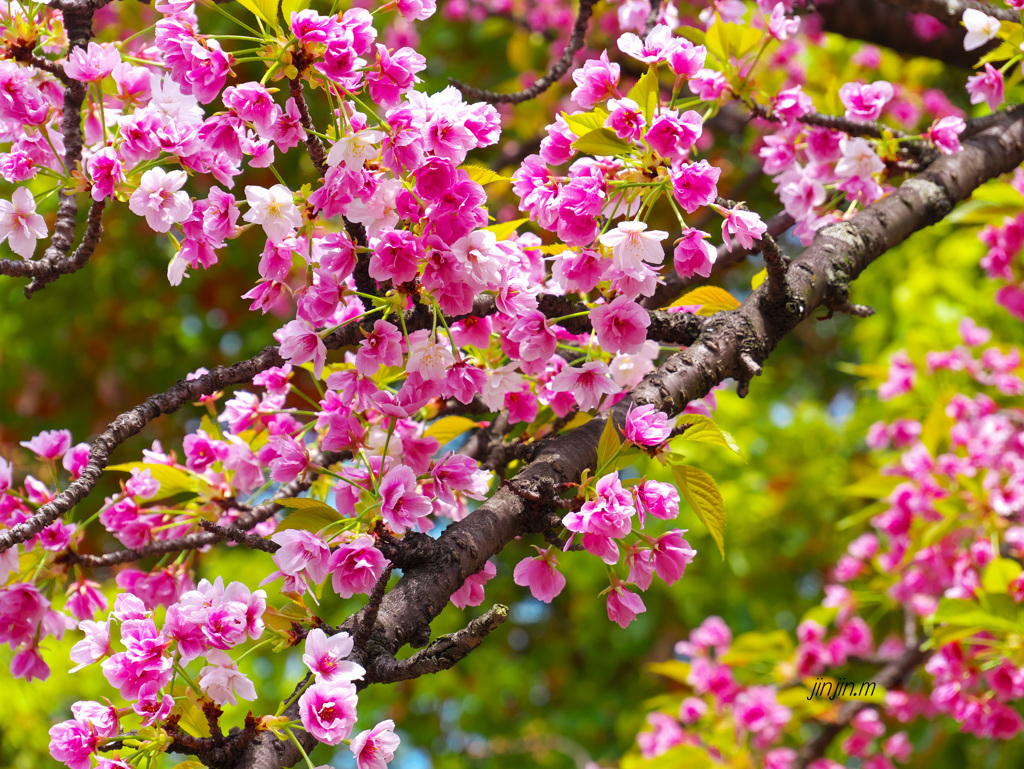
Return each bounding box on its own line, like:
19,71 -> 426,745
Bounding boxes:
815,0 -> 999,68
449,0 -> 598,104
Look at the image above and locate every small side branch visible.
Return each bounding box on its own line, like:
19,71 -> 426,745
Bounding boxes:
61,451 -> 344,568
366,605 -> 509,685
288,78 -> 329,176
758,232 -> 791,307
750,101 -> 904,140
449,0 -> 598,104
197,519 -> 277,553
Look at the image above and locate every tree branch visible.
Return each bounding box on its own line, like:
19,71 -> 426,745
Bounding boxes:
449,0 -> 598,104
815,0 -> 999,68
881,0 -> 1019,24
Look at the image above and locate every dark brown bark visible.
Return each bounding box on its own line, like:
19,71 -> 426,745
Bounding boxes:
815,0 -> 999,68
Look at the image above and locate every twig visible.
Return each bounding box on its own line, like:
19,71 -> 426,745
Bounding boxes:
449,0 -> 598,104
365,605 -> 509,684
197,519 -> 278,553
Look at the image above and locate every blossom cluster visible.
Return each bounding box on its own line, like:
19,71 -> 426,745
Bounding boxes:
632,321 -> 1024,766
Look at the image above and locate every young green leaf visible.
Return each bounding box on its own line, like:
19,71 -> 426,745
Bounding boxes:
275,499 -> 343,533
671,415 -> 743,458
596,416 -> 621,469
671,464 -> 726,558
627,67 -> 661,123
572,128 -> 632,157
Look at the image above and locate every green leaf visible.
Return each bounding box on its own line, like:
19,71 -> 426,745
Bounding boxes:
484,217 -> 530,241
172,688 -> 212,738
704,20 -> 729,63
596,416 -> 621,469
671,286 -> 740,315
751,267 -> 767,290
571,128 -> 632,157
643,659 -> 690,684
932,597 -> 1020,633
833,475 -> 902,499
106,462 -> 209,500
621,744 -> 716,769
671,464 -> 726,558
675,27 -> 706,47
721,630 -> 794,666
279,0 -> 311,25
920,392 -> 954,455
275,499 -> 343,533
425,415 -> 481,445
460,165 -> 512,185
627,66 -> 660,123
235,0 -> 279,28
562,108 -> 609,137
983,558 -> 1023,594
671,414 -> 743,458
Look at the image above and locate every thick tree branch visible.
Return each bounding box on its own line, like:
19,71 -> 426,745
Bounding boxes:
449,0 -> 598,104
882,0 -> 1019,24
815,0 -> 999,68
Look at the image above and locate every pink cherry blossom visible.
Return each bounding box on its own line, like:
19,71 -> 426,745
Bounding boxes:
276,319 -> 327,379
624,404 -> 672,445
64,42 -> 121,82
507,310 -> 558,362
0,186 -> 48,258
838,80 -> 894,122
451,560 -> 497,608
20,429 -> 72,460
926,116 -> 965,155
513,549 -> 566,603
550,361 -> 620,411
329,534 -> 389,598
128,168 -> 193,234
673,228 -> 717,278
671,160 -> 721,214
717,206 -> 767,251
605,97 -> 646,142
198,649 -> 258,706
351,719 -> 401,769
606,583 -> 647,628
302,628 -> 366,683
571,50 -> 620,108
271,530 -> 332,584
599,221 -> 668,274
299,681 -> 359,745
378,465 -> 431,533
590,296 -> 651,355
967,63 -> 1004,112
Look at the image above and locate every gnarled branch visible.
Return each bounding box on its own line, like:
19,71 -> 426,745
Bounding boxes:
449,0 -> 598,104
